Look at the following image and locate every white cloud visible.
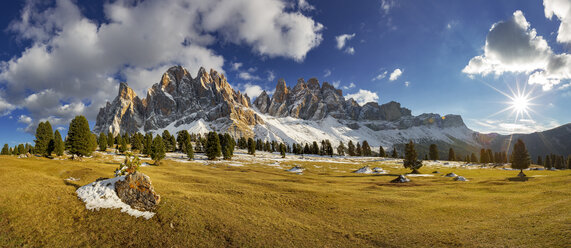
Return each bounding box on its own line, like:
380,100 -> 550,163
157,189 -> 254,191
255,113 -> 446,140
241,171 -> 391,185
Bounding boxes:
231,62 -> 243,71
18,115 -> 32,125
335,33 -> 356,50
372,71 -> 387,81
344,47 -> 355,55
298,0 -> 315,11
239,72 -> 261,81
404,81 -> 410,87
389,68 -> 402,81
243,83 -> 264,98
323,69 -> 331,78
0,0 -> 324,133
544,0 -> 571,43
331,80 -> 340,88
380,0 -> 395,15
342,82 -> 356,90
463,10 -> 571,91
267,71 -> 276,82
345,89 -> 379,105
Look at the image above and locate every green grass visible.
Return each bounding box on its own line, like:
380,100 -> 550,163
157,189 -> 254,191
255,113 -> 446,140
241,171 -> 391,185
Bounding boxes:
0,154 -> 569,247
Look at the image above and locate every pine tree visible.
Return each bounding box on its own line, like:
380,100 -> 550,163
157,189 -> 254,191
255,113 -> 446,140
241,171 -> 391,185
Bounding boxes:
131,133 -> 143,152
151,135 -> 166,165
220,133 -> 234,160
98,133 -> 107,152
480,149 -> 488,163
379,146 -> 386,157
404,141 -> 422,173
280,143 -> 286,158
362,140 -> 372,156
448,148 -> 455,161
247,137 -> 256,155
177,130 -> 190,152
185,139 -> 194,160
355,143 -> 362,156
205,131 -> 221,160
89,133 -> 98,153
511,139 -> 530,176
391,147 -> 398,158
35,121 -> 54,157
429,144 -> 439,160
537,156 -> 542,166
1,144 -> 9,155
347,141 -> 355,156
67,116 -> 92,157
566,156 -> 571,169
115,134 -> 122,151
311,141 -> 319,155
118,135 -> 128,153
544,155 -> 551,169
107,132 -> 114,148
53,130 -> 65,156
325,140 -> 333,157
471,153 -> 478,163
17,144 -> 25,155
337,141 -> 345,156
143,133 -> 153,156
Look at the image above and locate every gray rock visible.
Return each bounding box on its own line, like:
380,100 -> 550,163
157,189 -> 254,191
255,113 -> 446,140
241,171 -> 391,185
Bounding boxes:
115,172 -> 161,211
391,175 -> 411,183
454,176 -> 468,181
444,173 -> 457,177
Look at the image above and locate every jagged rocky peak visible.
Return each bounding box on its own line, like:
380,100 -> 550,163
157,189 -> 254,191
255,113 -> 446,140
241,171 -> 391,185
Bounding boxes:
94,65 -> 262,137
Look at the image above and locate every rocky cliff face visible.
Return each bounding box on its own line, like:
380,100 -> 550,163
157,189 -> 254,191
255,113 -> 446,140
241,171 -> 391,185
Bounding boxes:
94,66 -> 261,137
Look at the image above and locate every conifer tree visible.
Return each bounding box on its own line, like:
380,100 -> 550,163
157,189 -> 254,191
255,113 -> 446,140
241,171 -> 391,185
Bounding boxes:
544,155 -> 551,169
448,148 -> 455,161
115,134 -> 122,151
429,144 -> 439,160
471,153 -> 478,163
355,143 -> 362,156
280,143 -> 286,158
107,132 -> 114,148
53,130 -> 65,156
205,131 -> 221,160
89,133 -> 98,153
511,139 -> 530,176
362,140 -> 372,156
480,149 -> 488,163
337,141 -> 345,156
35,121 -> 54,157
185,139 -> 194,160
391,147 -> 398,158
98,133 -> 107,152
325,140 -> 333,157
312,141 -> 319,155
17,144 -> 25,155
131,133 -> 143,152
379,146 -> 386,157
67,116 -> 92,157
347,141 -> 355,156
1,144 -> 9,155
177,130 -> 190,153
143,133 -> 153,156
404,140 -> 422,173
537,156 -> 542,166
151,135 -> 165,165
566,156 -> 571,169
247,137 -> 256,155
118,135 -> 127,153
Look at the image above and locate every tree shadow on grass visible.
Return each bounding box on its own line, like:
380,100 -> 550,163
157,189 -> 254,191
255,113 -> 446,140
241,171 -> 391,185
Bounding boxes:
332,173 -> 401,178
63,179 -> 80,189
507,177 -> 530,182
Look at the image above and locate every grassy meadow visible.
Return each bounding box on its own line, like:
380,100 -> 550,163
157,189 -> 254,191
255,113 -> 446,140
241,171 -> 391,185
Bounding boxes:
0,152 -> 569,247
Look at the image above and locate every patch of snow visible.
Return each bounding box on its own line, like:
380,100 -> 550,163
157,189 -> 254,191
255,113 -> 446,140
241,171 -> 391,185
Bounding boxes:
65,177 -> 80,181
76,176 -> 155,219
228,163 -> 243,167
286,166 -> 304,173
353,166 -> 373,174
454,176 -> 468,181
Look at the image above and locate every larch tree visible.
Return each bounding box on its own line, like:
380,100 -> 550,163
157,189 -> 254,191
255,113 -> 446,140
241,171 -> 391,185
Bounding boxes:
151,135 -> 166,165
53,130 -> 65,156
429,144 -> 439,160
404,140 -> 422,174
511,139 -> 530,177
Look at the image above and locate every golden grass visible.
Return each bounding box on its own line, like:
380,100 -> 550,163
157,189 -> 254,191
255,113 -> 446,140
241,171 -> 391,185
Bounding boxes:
0,154 -> 569,247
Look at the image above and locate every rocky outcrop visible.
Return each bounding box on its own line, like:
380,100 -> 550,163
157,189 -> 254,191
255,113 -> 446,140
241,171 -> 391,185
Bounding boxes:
115,172 -> 160,211
94,66 -> 262,137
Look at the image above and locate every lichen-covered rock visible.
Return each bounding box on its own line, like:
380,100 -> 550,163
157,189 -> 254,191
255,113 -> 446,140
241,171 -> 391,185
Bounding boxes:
115,172 -> 160,211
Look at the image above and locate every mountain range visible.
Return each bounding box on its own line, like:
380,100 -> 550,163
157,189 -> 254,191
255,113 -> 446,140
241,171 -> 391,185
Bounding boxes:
94,66 -> 570,159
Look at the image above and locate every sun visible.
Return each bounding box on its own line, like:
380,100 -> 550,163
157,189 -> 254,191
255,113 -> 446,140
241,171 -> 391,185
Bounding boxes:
510,94 -> 530,115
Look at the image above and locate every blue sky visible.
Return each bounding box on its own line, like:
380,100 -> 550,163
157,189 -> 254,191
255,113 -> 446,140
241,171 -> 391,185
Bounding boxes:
0,0 -> 570,146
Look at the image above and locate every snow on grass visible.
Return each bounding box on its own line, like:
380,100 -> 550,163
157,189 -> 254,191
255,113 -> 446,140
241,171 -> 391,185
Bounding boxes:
286,166 -> 304,173
405,174 -> 434,177
353,166 -> 373,174
228,163 -> 244,167
76,177 -> 155,219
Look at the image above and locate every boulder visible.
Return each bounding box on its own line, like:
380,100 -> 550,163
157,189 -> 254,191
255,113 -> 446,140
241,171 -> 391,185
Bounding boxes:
454,176 -> 468,181
444,172 -> 457,177
115,172 -> 160,211
286,166 -> 304,173
390,175 -> 410,183
432,171 -> 440,174
353,166 -> 373,174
